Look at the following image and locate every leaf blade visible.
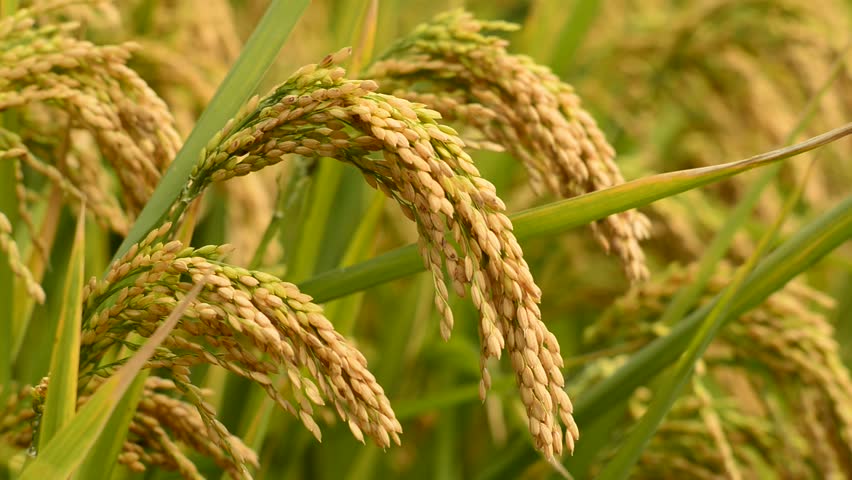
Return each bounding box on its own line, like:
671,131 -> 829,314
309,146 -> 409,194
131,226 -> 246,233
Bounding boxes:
111,0 -> 310,263
37,208 -> 86,449
20,281 -> 205,479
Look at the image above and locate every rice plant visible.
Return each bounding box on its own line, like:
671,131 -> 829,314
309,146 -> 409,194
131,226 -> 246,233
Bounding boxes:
1,1 -> 851,479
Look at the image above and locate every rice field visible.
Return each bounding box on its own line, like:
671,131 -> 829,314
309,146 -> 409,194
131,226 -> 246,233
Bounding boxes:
1,1 -> 851,479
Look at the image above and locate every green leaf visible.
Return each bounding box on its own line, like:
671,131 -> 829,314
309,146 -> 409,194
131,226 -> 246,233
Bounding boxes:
249,165 -> 304,270
300,123 -> 852,302
654,41 -> 849,332
270,158 -> 315,271
11,185 -> 62,360
0,155 -> 17,390
578,192 -> 852,420
72,372 -> 148,480
19,281 -> 205,479
394,377 -> 514,420
111,0 -> 310,263
37,208 -> 85,449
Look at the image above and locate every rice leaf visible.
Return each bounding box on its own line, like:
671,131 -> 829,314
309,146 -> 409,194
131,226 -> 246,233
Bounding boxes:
37,207 -> 86,449
111,0 -> 310,262
322,190 -> 385,335
71,372 -> 148,480
0,160 -> 17,390
12,186 -> 62,360
19,281 -> 204,480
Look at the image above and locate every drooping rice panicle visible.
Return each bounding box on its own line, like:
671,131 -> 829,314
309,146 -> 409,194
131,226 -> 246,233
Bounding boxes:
368,10 -> 651,281
80,225 -> 401,461
148,48 -> 578,458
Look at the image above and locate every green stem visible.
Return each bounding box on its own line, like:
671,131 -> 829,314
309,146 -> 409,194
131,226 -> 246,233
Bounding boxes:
247,162 -> 314,270
288,159 -> 344,282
